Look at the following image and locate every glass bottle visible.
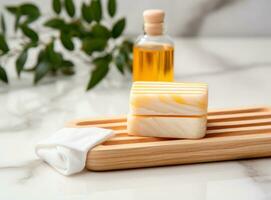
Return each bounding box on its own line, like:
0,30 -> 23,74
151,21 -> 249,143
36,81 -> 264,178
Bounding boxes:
133,9 -> 174,82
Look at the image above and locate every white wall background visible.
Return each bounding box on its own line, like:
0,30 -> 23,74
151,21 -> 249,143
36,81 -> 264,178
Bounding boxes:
0,0 -> 270,37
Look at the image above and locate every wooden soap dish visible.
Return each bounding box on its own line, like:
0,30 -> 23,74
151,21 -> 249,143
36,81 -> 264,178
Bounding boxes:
67,106 -> 271,171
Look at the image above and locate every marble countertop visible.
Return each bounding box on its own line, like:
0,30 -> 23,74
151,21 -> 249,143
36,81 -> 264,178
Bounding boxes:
1,38 -> 271,200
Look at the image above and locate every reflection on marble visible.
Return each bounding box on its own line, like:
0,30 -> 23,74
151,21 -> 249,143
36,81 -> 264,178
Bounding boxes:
1,38 -> 271,200
0,159 -> 42,183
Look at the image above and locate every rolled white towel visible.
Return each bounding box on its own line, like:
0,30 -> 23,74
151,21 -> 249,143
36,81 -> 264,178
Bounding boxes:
35,127 -> 114,176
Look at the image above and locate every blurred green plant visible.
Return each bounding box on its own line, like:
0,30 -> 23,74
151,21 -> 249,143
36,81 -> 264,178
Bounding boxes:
0,0 -> 133,90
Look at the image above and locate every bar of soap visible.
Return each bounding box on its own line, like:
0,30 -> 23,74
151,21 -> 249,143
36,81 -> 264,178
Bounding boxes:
127,81 -> 208,139
128,115 -> 207,139
130,82 -> 208,116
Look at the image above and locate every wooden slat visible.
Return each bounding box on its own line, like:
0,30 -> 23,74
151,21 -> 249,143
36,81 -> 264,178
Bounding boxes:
74,122 -> 127,130
67,115 -> 126,127
87,133 -> 271,171
207,111 -> 271,122
208,106 -> 268,115
207,118 -> 271,130
206,125 -> 271,136
103,136 -> 166,145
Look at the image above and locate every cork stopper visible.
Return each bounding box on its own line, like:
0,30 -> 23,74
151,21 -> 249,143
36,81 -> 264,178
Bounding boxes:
143,9 -> 165,36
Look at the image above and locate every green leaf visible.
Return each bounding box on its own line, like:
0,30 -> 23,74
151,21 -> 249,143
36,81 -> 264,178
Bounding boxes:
37,49 -> 45,62
93,54 -> 112,65
6,6 -> 18,14
34,61 -> 50,84
111,18 -> 125,38
0,34 -> 9,54
0,65 -> 8,83
122,40 -> 133,52
20,3 -> 40,23
61,60 -> 74,75
107,0 -> 116,17
16,42 -> 36,74
45,42 -> 62,67
26,40 -> 38,48
62,60 -> 74,67
82,38 -> 107,55
16,48 -> 28,77
118,40 -> 133,72
44,18 -> 66,29
90,0 -> 102,22
6,4 -> 40,26
68,21 -> 86,37
1,14 -> 6,34
6,6 -> 21,31
60,32 -> 74,50
20,4 -> 39,15
92,24 -> 111,39
14,12 -> 21,31
87,60 -> 109,90
114,53 -> 125,74
81,3 -> 92,23
20,24 -> 39,42
61,66 -> 74,75
64,0 -> 75,17
127,59 -> 132,72
52,0 -> 62,14
34,51 -> 50,84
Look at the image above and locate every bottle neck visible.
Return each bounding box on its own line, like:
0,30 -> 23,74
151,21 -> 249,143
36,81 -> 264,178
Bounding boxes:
144,22 -> 164,36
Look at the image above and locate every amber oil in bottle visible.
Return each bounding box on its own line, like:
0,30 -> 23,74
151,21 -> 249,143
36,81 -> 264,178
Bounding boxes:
133,9 -> 174,81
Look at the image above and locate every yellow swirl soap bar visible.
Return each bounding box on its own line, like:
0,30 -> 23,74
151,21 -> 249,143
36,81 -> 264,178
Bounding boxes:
130,81 -> 208,116
128,81 -> 208,139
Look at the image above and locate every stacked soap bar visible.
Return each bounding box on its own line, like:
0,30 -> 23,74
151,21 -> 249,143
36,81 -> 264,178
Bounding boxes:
127,81 -> 208,139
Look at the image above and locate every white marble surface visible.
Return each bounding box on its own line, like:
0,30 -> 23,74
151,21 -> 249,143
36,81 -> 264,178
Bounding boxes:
1,38 -> 271,199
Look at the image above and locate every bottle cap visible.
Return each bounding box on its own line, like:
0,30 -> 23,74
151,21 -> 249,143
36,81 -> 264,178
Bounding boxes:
143,9 -> 165,36
143,9 -> 165,23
